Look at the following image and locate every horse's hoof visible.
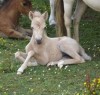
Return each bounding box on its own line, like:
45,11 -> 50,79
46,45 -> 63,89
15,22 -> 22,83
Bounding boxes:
49,20 -> 56,26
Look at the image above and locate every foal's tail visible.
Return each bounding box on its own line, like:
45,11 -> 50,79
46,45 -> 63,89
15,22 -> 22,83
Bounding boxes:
79,46 -> 91,61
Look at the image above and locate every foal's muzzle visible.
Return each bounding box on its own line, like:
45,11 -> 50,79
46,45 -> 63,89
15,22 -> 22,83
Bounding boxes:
36,39 -> 42,44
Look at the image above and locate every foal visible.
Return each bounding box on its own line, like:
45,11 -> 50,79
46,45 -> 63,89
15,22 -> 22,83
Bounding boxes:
15,11 -> 91,74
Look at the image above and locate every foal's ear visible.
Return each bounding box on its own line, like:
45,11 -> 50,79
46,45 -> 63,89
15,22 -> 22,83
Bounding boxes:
29,11 -> 34,20
42,11 -> 48,21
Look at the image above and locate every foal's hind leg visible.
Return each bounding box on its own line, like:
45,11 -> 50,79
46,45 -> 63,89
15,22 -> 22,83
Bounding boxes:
57,43 -> 85,68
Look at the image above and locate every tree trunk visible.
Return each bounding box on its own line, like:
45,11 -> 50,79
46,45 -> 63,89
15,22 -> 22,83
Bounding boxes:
55,0 -> 66,36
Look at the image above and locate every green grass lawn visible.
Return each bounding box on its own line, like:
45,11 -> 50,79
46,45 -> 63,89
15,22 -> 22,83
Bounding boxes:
0,0 -> 100,95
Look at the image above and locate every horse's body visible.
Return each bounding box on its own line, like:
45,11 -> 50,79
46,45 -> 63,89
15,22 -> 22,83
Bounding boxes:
15,11 -> 91,74
0,0 -> 32,39
82,0 -> 100,12
49,0 -> 100,41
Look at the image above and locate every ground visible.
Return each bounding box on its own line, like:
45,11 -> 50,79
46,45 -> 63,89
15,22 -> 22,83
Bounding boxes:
0,0 -> 100,95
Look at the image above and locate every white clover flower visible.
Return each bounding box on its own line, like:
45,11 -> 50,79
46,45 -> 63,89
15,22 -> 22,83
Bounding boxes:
58,84 -> 61,88
54,72 -> 57,74
64,65 -> 68,69
68,69 -> 70,72
30,78 -> 32,80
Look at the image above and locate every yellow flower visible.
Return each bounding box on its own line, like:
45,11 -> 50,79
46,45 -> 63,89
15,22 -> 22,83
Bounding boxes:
93,79 -> 96,83
93,91 -> 96,95
97,78 -> 100,84
84,82 -> 86,86
91,83 -> 94,87
76,93 -> 80,95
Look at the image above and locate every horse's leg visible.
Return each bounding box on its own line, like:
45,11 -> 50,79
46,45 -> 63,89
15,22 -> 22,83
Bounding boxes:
17,26 -> 32,37
49,0 -> 56,25
63,0 -> 74,37
1,28 -> 30,39
17,51 -> 35,75
73,0 -> 87,42
0,32 -> 7,38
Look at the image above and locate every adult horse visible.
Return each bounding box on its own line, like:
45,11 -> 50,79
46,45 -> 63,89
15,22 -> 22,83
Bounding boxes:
72,0 -> 100,42
49,0 -> 100,42
0,0 -> 32,39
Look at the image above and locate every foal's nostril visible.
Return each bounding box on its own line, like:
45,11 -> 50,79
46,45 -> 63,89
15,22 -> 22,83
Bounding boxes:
36,39 -> 42,44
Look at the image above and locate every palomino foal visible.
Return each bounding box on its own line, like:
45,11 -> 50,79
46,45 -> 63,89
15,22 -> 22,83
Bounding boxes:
15,11 -> 91,74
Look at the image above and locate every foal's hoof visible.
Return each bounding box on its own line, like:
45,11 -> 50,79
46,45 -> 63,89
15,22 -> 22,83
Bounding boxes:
86,56 -> 92,61
17,71 -> 22,75
58,64 -> 63,69
57,60 -> 64,69
17,68 -> 23,75
47,62 -> 54,67
15,51 -> 20,58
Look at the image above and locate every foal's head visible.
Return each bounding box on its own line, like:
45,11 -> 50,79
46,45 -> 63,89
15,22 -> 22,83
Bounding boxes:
29,11 -> 48,44
17,0 -> 32,15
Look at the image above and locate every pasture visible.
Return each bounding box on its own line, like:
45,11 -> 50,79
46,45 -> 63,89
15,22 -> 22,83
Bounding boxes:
0,0 -> 100,95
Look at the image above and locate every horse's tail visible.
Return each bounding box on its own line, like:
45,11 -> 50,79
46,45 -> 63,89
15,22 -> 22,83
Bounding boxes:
79,45 -> 91,61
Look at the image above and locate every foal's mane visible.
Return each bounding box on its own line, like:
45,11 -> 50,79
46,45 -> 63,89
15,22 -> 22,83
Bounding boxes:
33,11 -> 42,17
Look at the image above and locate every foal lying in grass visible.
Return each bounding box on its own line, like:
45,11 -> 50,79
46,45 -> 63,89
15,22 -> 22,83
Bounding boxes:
15,11 -> 91,74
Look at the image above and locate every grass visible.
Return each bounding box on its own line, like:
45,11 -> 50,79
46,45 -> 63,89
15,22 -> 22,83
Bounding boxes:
0,0 -> 100,95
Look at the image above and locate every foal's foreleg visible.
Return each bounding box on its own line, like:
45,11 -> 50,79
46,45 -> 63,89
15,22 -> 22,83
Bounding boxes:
17,51 -> 34,75
63,0 -> 74,37
15,51 -> 27,63
15,51 -> 38,67
49,0 -> 56,25
73,0 -> 87,42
